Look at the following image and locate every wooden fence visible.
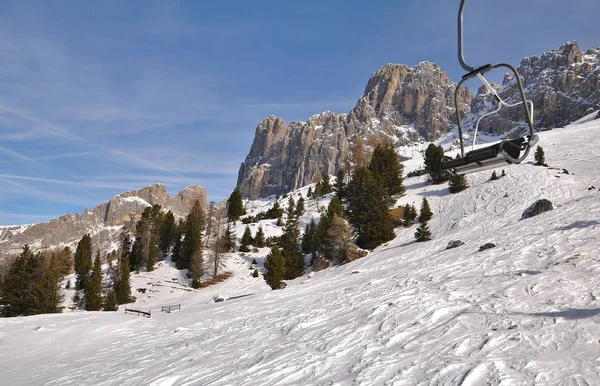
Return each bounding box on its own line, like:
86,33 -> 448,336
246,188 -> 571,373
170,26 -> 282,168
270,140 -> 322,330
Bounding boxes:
124,308 -> 151,318
161,304 -> 181,313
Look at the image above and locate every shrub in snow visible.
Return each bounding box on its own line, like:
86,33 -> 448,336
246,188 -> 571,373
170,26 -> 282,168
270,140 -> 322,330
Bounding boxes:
521,199 -> 554,220
479,243 -> 496,252
446,240 -> 465,250
344,243 -> 368,263
252,269 -> 259,278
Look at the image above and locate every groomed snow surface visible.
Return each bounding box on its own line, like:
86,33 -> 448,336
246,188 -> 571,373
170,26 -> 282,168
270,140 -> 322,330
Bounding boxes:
1,120 -> 600,385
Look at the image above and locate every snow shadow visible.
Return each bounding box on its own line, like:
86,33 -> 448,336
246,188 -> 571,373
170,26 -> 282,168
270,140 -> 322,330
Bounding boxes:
556,220 -> 600,231
518,307 -> 600,320
418,188 -> 451,198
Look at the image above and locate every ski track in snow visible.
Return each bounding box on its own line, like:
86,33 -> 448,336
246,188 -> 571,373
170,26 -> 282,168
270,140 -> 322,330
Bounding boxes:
1,121 -> 600,385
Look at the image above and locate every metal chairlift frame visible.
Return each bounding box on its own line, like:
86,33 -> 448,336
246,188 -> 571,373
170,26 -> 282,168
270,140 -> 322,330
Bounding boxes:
441,0 -> 538,175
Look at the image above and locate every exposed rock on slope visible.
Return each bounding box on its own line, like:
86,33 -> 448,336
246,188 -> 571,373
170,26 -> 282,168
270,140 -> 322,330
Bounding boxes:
238,62 -> 472,199
471,41 -> 600,135
0,184 -> 207,266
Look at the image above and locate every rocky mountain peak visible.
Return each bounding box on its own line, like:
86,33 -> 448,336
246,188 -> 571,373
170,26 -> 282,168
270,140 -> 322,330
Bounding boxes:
237,62 -> 471,199
0,184 -> 207,269
475,40 -> 600,133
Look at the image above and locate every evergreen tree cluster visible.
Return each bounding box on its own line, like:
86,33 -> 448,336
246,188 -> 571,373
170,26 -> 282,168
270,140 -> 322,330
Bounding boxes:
239,225 -> 266,252
342,142 -> 404,249
0,246 -> 70,317
312,172 -> 333,198
130,204 -> 168,272
241,198 -> 284,224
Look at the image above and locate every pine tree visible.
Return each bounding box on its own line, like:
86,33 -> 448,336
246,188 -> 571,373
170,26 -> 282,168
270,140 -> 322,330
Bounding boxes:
115,233 -> 132,305
222,221 -> 236,252
254,226 -> 266,248
295,197 -> 305,217
448,173 -> 469,193
534,145 -> 546,166
402,203 -> 417,227
281,196 -> 304,279
263,245 -> 286,290
240,225 -> 253,252
171,225 -> 183,264
33,252 -> 63,314
74,234 -> 92,290
491,170 -> 499,180
0,245 -> 35,316
307,186 -> 313,197
252,268 -> 259,278
314,181 -> 323,197
104,290 -> 118,311
301,219 -> 318,256
227,188 -> 245,222
414,221 -> 432,242
159,210 -> 176,256
345,167 -> 395,249
322,173 -> 333,194
85,250 -> 103,311
115,253 -> 132,305
424,143 -> 449,184
130,206 -> 161,272
334,169 -> 346,202
369,142 -> 405,197
56,246 -> 72,276
179,200 -> 206,272
418,197 -> 433,223
326,196 -> 344,219
501,169 -> 506,177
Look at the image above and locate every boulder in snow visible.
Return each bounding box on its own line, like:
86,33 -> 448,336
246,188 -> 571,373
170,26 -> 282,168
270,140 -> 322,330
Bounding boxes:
479,243 -> 496,252
446,240 -> 465,250
521,199 -> 554,220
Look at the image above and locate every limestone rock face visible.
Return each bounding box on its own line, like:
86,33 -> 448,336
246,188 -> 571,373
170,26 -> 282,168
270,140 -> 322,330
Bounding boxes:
0,184 -> 207,268
238,63 -> 471,199
470,41 -> 600,135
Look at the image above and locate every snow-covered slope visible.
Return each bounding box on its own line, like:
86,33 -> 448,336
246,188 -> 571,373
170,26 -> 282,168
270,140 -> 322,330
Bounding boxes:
1,121 -> 600,385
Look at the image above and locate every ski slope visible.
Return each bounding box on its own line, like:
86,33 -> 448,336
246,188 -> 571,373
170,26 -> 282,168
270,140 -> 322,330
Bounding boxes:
1,120 -> 600,385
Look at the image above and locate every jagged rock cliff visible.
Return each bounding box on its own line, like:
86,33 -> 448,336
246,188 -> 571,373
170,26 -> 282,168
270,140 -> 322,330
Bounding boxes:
0,184 -> 207,267
237,62 -> 473,199
238,41 -> 600,199
470,41 -> 600,135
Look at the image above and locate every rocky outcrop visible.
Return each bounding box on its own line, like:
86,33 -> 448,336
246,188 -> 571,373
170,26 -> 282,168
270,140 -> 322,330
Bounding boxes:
0,184 -> 207,266
521,199 -> 554,220
471,41 -> 600,136
238,63 -> 472,199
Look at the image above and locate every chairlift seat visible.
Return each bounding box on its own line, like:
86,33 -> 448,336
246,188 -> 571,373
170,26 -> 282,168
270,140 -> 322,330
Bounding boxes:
442,137 -> 526,175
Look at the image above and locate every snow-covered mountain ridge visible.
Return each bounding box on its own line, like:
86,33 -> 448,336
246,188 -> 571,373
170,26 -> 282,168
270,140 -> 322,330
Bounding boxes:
1,119 -> 599,385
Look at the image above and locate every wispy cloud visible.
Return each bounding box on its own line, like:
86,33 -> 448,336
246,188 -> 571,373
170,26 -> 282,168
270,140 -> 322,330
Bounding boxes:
0,174 -> 133,190
0,144 -> 32,162
2,179 -> 98,208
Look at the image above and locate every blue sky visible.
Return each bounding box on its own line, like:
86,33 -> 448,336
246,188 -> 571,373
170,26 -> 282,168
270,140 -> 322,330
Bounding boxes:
0,0 -> 597,225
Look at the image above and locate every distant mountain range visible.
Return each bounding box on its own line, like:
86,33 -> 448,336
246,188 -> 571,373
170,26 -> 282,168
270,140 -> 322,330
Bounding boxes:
237,41 -> 600,199
0,184 -> 206,272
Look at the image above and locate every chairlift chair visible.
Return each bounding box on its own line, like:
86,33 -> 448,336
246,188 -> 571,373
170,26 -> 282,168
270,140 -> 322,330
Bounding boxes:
441,0 -> 538,175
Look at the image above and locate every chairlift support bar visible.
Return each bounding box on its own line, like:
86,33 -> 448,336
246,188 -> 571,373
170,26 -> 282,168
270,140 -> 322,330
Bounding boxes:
444,0 -> 536,174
